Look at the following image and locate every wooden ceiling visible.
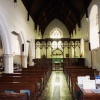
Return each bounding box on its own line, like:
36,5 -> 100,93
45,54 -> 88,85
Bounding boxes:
21,0 -> 92,35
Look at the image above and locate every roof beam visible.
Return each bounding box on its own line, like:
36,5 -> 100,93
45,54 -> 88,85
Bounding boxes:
82,0 -> 89,19
64,0 -> 81,30
27,0 -> 34,21
14,0 -> 17,3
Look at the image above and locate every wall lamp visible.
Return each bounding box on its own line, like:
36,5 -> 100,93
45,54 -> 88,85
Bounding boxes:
11,31 -> 18,35
27,40 -> 30,43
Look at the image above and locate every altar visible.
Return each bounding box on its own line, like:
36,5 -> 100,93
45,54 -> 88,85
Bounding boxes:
52,58 -> 64,71
55,61 -> 60,69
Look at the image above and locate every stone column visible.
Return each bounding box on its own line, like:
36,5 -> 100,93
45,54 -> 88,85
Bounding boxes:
29,56 -> 34,66
22,55 -> 28,68
4,54 -> 13,73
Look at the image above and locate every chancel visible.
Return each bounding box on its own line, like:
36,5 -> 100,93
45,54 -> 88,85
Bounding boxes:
0,0 -> 100,100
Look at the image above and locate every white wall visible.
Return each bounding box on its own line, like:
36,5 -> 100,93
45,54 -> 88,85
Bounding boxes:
72,14 -> 91,67
0,0 -> 36,64
72,0 -> 100,70
44,18 -> 70,38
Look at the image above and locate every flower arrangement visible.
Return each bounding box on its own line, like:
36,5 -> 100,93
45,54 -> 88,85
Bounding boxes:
80,53 -> 83,58
42,54 -> 46,58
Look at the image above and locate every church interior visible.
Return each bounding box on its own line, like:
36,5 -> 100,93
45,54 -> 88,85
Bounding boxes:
0,0 -> 100,100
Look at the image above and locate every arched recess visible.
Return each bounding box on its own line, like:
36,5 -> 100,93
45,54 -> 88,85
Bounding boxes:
89,4 -> 99,50
52,49 -> 63,57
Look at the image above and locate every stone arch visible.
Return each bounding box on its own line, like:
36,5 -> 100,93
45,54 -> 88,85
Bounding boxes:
18,32 -> 29,68
0,14 -> 12,54
0,14 -> 14,73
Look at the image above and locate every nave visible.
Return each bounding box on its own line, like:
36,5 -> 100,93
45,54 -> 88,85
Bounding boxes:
42,71 -> 71,100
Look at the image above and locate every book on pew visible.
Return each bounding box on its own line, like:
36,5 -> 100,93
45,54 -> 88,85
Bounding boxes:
20,90 -> 30,97
77,76 -> 90,84
95,76 -> 100,84
83,80 -> 96,89
91,89 -> 100,93
5,90 -> 14,93
96,84 -> 100,89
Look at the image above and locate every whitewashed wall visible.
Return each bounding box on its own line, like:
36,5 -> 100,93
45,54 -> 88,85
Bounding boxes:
72,0 -> 100,71
44,18 -> 70,38
88,0 -> 100,71
0,0 -> 35,64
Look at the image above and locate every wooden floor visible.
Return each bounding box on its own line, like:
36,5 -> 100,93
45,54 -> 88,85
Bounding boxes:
41,71 -> 72,100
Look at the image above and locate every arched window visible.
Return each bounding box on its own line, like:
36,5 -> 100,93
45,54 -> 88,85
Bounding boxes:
50,28 -> 62,39
50,28 -> 62,48
90,5 -> 99,50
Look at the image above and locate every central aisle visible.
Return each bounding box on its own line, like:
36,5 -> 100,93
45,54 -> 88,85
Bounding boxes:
42,71 -> 71,100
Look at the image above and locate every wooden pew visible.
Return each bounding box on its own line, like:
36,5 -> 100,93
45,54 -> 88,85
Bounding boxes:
64,66 -> 96,84
1,73 -> 46,91
21,67 -> 51,78
64,65 -> 98,99
14,68 -> 51,85
2,72 -> 47,84
69,73 -> 94,98
0,92 -> 28,100
64,66 -> 91,82
66,69 -> 95,89
75,83 -> 100,100
0,66 -> 52,99
70,74 -> 95,99
29,66 -> 51,72
0,76 -> 43,94
0,82 -> 39,100
14,70 -> 50,82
